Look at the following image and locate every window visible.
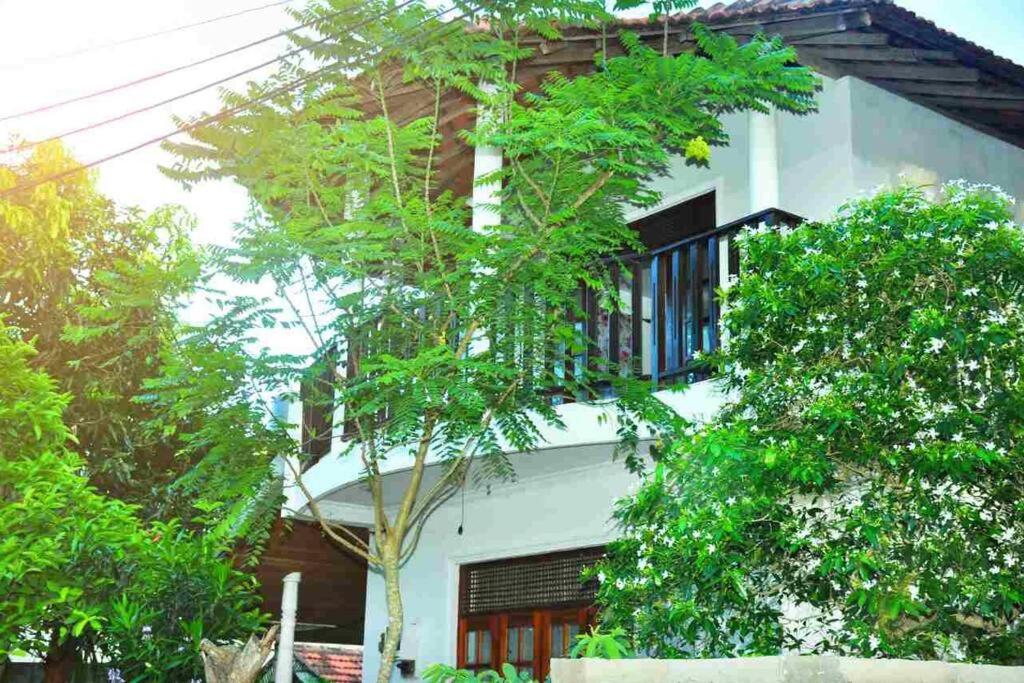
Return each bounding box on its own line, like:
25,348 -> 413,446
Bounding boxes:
457,547 -> 602,681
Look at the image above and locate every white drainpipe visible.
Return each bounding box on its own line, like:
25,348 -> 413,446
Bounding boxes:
748,109 -> 780,213
274,572 -> 302,683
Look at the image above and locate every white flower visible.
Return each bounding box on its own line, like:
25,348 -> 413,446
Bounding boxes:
964,287 -> 980,297
908,584 -> 920,601
927,338 -> 946,354
597,571 -> 607,584
615,577 -> 627,590
707,543 -> 717,554
952,432 -> 964,443
857,279 -> 868,289
637,558 -> 649,572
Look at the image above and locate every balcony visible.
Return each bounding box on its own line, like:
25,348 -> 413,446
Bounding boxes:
562,206 -> 802,400
300,206 -> 803,454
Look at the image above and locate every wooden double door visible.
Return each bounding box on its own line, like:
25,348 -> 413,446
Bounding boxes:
458,606 -> 596,682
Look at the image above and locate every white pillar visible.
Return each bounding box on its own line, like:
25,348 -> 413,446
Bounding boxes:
274,572 -> 302,683
471,144 -> 502,231
748,109 -> 780,213
471,85 -> 503,232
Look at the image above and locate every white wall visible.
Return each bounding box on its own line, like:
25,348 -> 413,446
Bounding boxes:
360,445 -> 643,683
848,77 -> 1024,219
631,111 -> 751,226
778,76 -> 857,221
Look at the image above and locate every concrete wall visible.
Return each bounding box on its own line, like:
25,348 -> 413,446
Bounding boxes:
360,444 -> 640,682
848,78 -> 1024,221
550,656 -> 1024,683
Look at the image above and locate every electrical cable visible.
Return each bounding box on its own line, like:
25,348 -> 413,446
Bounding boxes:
0,3 -> 477,198
0,0 -> 369,123
0,0 -> 299,71
1,0 -> 419,154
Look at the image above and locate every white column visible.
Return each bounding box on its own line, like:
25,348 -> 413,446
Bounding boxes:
274,572 -> 302,683
748,109 -> 780,213
471,85 -> 503,231
471,144 -> 502,231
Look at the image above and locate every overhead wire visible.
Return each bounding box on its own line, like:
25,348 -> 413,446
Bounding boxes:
0,0 -> 373,123
0,2 -> 478,198
0,0 -> 299,71
0,0 -> 419,154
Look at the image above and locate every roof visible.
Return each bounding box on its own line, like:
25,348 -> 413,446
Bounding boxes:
293,643 -> 363,683
389,0 -> 1024,197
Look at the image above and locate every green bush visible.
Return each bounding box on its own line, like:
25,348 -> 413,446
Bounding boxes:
597,184 -> 1024,663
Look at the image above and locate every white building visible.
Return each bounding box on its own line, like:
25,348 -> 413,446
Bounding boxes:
279,2 -> 1024,680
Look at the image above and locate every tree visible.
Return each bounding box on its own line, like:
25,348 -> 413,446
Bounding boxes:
0,141 -> 208,514
0,146 -> 274,680
0,318 -> 268,681
0,319 -> 142,681
165,1 -> 817,680
596,184 -> 1024,663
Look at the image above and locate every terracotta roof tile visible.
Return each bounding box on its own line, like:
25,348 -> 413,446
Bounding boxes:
294,643 -> 363,683
661,0 -> 1023,72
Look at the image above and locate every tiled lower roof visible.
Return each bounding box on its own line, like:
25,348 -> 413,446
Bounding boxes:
294,643 -> 363,683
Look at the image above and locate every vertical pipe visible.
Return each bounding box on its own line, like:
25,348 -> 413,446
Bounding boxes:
275,572 -> 302,683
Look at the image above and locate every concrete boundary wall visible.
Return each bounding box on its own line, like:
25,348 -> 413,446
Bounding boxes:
549,656 -> 1024,683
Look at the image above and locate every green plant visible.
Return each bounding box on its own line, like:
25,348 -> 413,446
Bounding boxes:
569,626 -> 632,659
423,662 -> 536,683
597,183 -> 1024,663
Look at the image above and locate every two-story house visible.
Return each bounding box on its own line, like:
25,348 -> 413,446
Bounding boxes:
276,2 -> 1024,680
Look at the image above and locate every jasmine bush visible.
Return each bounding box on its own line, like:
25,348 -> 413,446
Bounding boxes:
597,184 -> 1024,663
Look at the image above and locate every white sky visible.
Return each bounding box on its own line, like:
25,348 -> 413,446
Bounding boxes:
1,0 -> 1023,350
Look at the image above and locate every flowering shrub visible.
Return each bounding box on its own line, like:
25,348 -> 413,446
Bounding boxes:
596,184 -> 1024,663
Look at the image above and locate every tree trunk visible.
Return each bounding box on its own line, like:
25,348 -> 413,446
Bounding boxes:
201,626 -> 278,683
42,640 -> 76,683
376,554 -> 404,683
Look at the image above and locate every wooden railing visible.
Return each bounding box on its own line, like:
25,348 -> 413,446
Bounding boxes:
571,207 -> 803,394
308,208 -> 804,446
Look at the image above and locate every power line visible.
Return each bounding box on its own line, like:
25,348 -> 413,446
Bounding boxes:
1,0 -> 419,154
0,4 -> 474,198
0,0 -> 298,71
0,1 -> 363,124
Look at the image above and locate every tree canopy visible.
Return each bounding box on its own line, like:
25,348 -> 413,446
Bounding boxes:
597,184 -> 1024,664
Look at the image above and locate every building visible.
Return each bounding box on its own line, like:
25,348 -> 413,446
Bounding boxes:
276,1 -> 1024,680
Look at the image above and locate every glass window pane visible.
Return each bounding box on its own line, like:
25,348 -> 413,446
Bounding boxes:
522,627 -> 534,661
618,275 -> 633,375
467,631 -> 477,664
551,625 -> 563,657
568,623 -> 580,656
481,630 -> 491,664
507,628 -> 519,662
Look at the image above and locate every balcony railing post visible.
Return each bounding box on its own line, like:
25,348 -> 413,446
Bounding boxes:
650,254 -> 660,385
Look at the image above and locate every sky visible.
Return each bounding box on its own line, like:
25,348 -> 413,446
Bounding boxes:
1,0 -> 1024,346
